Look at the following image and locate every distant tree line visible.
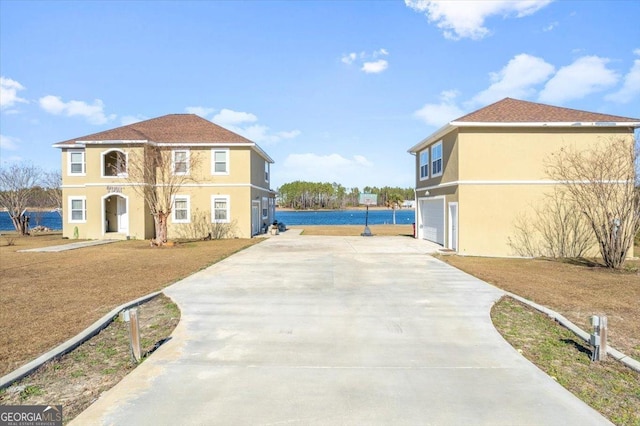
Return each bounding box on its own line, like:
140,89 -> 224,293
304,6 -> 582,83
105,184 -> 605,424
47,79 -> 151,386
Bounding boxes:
277,181 -> 414,210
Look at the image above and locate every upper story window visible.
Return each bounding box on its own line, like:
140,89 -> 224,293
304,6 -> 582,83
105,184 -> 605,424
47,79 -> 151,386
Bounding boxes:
68,150 -> 85,176
172,150 -> 189,175
172,195 -> 190,223
419,150 -> 429,180
102,150 -> 127,177
431,141 -> 443,177
265,162 -> 270,182
212,149 -> 229,175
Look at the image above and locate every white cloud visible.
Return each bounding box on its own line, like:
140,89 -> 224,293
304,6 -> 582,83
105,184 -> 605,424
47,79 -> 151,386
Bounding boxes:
212,108 -> 258,127
211,108 -> 300,145
0,77 -> 28,109
470,54 -> 555,105
542,21 -> 558,32
414,90 -> 466,127
38,95 -> 116,125
538,56 -> 619,103
341,53 -> 357,65
342,49 -> 390,73
374,48 -> 389,57
361,59 -> 389,74
120,115 -> 149,126
405,0 -> 552,40
279,153 -> 374,185
0,134 -> 19,151
605,51 -> 640,104
185,106 -> 216,117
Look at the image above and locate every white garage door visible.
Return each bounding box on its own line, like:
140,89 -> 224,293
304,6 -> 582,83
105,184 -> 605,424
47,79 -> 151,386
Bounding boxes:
420,198 -> 444,245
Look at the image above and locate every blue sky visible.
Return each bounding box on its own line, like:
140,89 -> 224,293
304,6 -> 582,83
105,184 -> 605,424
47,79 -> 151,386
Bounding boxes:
1,0 -> 639,190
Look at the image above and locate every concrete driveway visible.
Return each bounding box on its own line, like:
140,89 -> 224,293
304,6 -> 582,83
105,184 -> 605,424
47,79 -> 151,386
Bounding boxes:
72,233 -> 610,425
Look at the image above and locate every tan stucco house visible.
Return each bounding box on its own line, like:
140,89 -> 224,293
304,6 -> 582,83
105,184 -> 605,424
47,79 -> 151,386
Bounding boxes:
408,98 -> 639,257
53,114 -> 275,240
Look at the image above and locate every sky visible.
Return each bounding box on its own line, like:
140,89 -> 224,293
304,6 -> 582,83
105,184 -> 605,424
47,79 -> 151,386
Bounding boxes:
1,0 -> 639,190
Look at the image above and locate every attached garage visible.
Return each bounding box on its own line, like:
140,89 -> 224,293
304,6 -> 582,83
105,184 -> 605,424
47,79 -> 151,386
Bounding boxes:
419,198 -> 444,245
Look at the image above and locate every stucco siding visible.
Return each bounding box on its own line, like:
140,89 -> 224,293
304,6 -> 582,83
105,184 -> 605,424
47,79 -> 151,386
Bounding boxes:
456,184 -> 603,257
457,128 -> 632,181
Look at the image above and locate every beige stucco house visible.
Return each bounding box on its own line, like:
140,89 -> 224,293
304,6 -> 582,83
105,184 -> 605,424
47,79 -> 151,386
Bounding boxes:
53,114 -> 275,240
408,98 -> 639,257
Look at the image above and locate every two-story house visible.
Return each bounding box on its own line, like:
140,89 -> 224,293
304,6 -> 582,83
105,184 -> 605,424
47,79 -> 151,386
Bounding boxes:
408,98 -> 639,257
53,114 -> 275,240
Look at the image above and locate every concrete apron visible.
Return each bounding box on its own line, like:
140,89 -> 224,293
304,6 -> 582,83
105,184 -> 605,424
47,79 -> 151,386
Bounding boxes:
72,234 -> 610,426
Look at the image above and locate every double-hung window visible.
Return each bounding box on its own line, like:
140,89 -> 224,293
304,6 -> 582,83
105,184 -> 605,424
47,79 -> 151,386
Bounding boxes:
212,195 -> 230,223
68,196 -> 86,223
431,141 -> 443,177
265,162 -> 270,182
173,150 -> 189,175
419,150 -> 429,180
212,149 -> 229,174
68,150 -> 85,175
172,195 -> 190,223
262,197 -> 268,219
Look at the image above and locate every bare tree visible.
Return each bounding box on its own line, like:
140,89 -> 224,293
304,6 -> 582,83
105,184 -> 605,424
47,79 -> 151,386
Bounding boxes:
0,162 -> 42,235
124,145 -> 200,246
43,170 -> 63,217
545,137 -> 639,269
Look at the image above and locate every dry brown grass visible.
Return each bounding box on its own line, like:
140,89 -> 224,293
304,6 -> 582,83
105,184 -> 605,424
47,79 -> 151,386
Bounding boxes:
440,255 -> 640,361
1,294 -> 180,421
292,224 -> 413,237
0,234 -> 258,376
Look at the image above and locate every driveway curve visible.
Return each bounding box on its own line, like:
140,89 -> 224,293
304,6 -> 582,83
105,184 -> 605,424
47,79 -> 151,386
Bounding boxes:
72,233 -> 610,425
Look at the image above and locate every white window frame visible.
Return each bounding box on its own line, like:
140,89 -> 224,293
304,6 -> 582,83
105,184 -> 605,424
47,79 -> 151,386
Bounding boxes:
68,196 -> 87,223
431,141 -> 443,178
68,150 -> 86,176
172,195 -> 191,223
172,149 -> 190,176
211,149 -> 229,175
419,149 -> 429,180
265,162 -> 270,183
211,195 -> 231,223
262,196 -> 268,219
101,149 -> 128,178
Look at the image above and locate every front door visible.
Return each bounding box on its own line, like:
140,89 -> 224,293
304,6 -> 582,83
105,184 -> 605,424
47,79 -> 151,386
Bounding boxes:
251,201 -> 260,236
117,197 -> 128,233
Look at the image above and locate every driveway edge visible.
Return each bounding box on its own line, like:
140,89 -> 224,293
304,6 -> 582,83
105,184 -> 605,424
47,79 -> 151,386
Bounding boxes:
0,291 -> 162,390
505,292 -> 640,373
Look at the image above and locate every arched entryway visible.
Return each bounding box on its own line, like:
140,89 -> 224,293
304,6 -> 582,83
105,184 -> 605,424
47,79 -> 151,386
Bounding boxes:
103,194 -> 128,236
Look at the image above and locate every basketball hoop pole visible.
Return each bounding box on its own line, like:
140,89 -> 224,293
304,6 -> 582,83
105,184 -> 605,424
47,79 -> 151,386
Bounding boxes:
359,193 -> 375,237
365,204 -> 369,227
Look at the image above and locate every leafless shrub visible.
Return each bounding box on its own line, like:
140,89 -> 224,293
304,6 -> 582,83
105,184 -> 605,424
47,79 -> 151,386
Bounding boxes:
509,189 -> 595,258
175,209 -> 238,240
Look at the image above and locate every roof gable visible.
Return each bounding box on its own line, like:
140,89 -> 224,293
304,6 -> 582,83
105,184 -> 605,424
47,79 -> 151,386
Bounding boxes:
54,114 -> 254,146
453,98 -> 639,123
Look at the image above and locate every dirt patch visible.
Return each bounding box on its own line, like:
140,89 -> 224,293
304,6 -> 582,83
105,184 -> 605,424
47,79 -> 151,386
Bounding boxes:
440,255 -> 640,361
492,296 -> 639,426
0,294 -> 179,423
0,234 -> 258,376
